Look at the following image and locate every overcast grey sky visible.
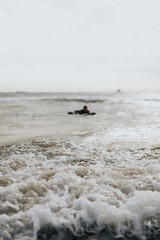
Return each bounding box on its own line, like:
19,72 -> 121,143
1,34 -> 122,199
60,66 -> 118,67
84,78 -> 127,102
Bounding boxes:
0,0 -> 160,92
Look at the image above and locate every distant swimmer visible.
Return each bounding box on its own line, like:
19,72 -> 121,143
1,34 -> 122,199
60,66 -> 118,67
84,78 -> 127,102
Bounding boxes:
68,106 -> 96,115
74,105 -> 89,114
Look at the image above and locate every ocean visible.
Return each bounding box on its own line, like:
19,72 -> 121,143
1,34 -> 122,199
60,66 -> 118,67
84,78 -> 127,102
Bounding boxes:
1,92 -> 160,240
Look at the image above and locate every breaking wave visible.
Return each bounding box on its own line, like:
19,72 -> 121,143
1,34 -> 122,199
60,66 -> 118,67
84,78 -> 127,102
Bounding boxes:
1,137 -> 160,239
40,98 -> 105,103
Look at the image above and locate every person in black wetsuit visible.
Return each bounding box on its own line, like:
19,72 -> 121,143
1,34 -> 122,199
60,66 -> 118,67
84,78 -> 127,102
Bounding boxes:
74,105 -> 90,114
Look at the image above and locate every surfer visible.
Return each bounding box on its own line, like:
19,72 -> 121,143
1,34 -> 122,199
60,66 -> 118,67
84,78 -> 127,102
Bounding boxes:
74,105 -> 90,114
68,106 -> 96,115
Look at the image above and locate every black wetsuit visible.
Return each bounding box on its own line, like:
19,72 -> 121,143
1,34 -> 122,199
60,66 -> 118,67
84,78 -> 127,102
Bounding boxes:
74,110 -> 90,114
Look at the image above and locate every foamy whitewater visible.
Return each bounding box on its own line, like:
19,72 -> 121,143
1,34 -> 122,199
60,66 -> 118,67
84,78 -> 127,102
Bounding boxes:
1,92 -> 160,240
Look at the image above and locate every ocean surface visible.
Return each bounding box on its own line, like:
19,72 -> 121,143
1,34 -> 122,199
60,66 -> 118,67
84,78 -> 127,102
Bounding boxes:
1,92 -> 160,240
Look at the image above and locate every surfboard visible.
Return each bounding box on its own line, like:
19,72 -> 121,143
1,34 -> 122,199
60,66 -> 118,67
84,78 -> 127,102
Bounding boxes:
68,112 -> 74,114
86,112 -> 96,115
68,112 -> 96,115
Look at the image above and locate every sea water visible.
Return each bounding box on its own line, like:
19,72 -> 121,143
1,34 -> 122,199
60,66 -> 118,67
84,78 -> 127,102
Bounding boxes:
1,92 -> 160,240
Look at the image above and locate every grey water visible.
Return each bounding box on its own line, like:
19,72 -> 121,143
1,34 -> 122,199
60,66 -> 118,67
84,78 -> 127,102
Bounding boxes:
1,92 -> 160,239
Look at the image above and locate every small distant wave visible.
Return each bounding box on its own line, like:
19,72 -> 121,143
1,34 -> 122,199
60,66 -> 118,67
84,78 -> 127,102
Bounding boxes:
40,98 -> 105,103
145,98 -> 160,102
0,96 -> 105,103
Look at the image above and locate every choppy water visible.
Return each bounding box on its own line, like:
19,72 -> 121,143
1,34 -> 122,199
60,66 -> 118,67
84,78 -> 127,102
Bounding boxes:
1,92 -> 160,240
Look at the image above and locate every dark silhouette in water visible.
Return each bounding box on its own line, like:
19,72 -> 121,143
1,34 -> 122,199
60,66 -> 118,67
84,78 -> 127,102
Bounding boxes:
74,105 -> 89,114
68,106 -> 96,115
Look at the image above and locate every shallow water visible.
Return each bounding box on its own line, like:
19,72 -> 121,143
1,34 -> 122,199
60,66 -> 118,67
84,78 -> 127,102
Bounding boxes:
1,92 -> 160,239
